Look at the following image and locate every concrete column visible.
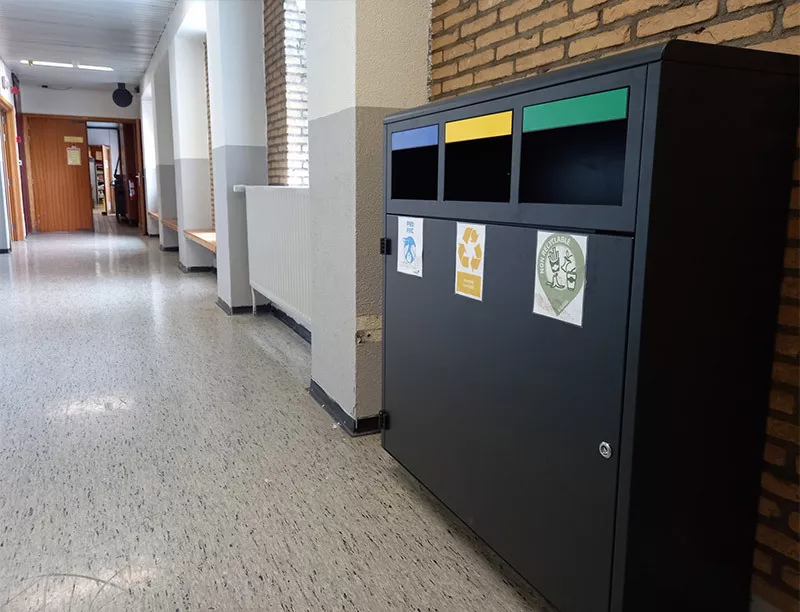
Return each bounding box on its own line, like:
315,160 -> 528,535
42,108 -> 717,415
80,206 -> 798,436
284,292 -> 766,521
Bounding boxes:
152,58 -> 178,250
141,91 -> 159,237
307,0 -> 429,426
206,0 -> 268,311
169,35 -> 214,271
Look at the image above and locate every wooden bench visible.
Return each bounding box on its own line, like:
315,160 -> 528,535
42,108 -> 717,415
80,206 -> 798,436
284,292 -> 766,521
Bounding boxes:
184,230 -> 216,253
161,218 -> 179,231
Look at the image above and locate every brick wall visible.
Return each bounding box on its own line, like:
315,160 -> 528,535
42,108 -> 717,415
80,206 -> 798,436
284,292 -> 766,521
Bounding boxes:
264,0 -> 309,187
203,42 -> 214,230
431,0 -> 798,98
431,1 -> 799,609
759,170 -> 800,611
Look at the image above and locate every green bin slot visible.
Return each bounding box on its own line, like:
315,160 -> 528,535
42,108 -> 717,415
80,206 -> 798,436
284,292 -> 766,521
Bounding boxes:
522,88 -> 628,133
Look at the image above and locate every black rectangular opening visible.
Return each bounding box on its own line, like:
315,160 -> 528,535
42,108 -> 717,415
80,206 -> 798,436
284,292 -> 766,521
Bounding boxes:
519,119 -> 627,206
391,145 -> 438,200
445,135 -> 512,203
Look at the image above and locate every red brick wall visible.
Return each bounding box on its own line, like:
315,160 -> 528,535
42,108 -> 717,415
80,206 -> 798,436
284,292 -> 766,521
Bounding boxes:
431,0 -> 798,98
203,42 -> 214,230
756,172 -> 800,611
431,1 -> 800,609
264,0 -> 309,187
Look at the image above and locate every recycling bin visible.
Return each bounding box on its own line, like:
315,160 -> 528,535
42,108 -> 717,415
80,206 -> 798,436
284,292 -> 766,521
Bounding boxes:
380,41 -> 799,612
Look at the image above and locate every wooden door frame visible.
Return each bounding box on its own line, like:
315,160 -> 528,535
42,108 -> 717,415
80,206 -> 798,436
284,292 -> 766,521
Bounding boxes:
0,96 -> 25,241
23,113 -> 145,232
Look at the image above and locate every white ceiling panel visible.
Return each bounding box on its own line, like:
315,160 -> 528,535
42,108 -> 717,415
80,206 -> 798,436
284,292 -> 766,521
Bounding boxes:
0,0 -> 178,89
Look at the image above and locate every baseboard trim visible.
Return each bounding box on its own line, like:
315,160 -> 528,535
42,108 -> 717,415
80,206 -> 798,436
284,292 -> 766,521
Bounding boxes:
159,245 -> 178,252
148,233 -> 159,238
309,379 -> 381,437
215,297 -> 252,316
259,304 -> 311,344
0,248 -> 10,254
178,262 -> 214,274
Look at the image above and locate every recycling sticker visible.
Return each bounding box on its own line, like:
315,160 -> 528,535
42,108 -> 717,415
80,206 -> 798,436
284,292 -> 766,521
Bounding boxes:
455,222 -> 485,301
533,231 -> 588,326
397,216 -> 423,277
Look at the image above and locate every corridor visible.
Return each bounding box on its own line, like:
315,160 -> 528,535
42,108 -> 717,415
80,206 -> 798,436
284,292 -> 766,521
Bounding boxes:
0,230 -> 549,611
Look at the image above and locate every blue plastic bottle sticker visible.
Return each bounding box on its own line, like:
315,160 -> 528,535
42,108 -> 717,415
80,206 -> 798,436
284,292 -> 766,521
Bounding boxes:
397,216 -> 423,278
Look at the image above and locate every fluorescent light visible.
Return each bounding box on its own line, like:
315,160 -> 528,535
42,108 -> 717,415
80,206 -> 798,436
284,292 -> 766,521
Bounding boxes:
78,64 -> 113,72
32,61 -> 74,68
20,60 -> 74,68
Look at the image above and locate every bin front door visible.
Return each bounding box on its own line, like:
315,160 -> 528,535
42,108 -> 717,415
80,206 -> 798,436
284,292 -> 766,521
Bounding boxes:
383,216 -> 633,612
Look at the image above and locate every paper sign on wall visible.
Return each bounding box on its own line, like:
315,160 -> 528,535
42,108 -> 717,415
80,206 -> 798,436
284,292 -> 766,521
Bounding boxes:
397,216 -> 423,277
455,222 -> 485,301
533,231 -> 588,326
66,146 -> 81,166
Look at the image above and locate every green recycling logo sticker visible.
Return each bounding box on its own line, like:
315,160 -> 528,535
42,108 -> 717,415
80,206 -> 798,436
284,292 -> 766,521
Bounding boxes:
534,231 -> 588,326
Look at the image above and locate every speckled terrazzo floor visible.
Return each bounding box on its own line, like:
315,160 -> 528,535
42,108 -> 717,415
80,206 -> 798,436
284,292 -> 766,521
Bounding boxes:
0,224 -> 552,611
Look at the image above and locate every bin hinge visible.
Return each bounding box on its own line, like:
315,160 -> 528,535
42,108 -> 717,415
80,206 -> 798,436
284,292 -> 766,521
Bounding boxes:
378,410 -> 390,430
379,237 -> 391,256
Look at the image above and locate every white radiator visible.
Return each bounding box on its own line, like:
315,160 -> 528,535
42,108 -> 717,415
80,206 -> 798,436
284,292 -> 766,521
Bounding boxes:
244,186 -> 312,329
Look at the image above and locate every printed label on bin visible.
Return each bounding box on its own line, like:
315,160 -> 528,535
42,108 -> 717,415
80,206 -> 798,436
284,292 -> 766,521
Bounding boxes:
533,231 -> 587,326
397,216 -> 423,277
455,222 -> 485,301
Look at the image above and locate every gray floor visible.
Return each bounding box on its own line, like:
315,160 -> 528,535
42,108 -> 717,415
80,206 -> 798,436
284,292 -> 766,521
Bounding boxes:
0,223 -> 551,611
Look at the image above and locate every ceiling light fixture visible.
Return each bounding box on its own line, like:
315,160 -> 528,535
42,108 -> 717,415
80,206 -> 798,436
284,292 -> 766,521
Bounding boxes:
20,60 -> 74,69
78,64 -> 114,72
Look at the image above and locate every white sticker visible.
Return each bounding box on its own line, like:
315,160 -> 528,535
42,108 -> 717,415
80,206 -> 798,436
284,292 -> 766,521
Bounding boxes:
397,216 -> 423,277
455,222 -> 485,301
533,231 -> 588,326
66,146 -> 81,166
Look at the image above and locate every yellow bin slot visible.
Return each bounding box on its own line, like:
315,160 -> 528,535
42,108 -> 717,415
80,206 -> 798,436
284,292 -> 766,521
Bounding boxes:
445,111 -> 513,144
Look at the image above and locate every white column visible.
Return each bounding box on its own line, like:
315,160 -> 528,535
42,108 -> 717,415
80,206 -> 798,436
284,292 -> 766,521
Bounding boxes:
141,89 -> 158,237
152,58 -> 178,250
206,0 -> 268,310
169,35 -> 214,271
307,0 -> 430,425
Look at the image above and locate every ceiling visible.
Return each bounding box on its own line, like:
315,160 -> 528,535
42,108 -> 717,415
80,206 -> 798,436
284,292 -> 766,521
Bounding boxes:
0,0 -> 178,90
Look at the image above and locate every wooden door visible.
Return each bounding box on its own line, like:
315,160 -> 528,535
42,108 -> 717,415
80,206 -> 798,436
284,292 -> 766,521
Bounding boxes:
120,122 -> 140,224
134,121 -> 145,229
28,116 -> 92,232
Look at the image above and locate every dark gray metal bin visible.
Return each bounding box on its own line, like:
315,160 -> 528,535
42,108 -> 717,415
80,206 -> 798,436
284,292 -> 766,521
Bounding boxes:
380,41 -> 799,612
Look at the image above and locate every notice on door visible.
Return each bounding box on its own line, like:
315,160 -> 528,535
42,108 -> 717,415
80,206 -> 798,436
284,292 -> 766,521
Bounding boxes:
455,222 -> 485,301
66,146 -> 81,166
397,216 -> 423,277
534,231 -> 588,326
